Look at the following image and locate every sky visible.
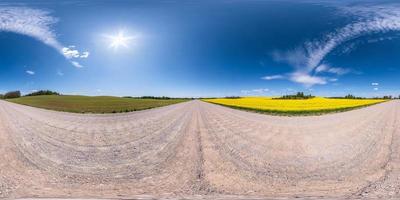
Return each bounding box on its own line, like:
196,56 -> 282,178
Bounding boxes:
0,0 -> 399,97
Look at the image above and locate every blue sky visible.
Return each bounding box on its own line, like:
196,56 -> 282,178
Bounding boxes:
0,0 -> 399,97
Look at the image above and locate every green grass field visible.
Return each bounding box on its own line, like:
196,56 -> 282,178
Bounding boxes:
7,95 -> 188,113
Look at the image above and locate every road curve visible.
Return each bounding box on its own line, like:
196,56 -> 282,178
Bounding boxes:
0,100 -> 399,199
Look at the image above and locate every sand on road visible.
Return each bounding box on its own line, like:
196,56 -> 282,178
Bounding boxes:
0,100 -> 399,199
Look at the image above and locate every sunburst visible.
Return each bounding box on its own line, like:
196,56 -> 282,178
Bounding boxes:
106,31 -> 134,50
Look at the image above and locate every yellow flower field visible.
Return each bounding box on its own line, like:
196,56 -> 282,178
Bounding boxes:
204,97 -> 387,113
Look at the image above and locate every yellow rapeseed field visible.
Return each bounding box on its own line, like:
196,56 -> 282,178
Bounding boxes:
204,97 -> 386,113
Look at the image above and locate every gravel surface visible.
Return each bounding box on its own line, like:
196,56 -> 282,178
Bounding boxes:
0,100 -> 399,199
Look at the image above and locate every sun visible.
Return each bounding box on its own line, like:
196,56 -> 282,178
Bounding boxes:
106,31 -> 134,50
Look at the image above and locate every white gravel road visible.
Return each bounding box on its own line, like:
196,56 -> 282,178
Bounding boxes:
0,100 -> 399,199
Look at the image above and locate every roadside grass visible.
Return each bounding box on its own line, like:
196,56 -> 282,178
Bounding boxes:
203,97 -> 388,116
7,95 -> 188,114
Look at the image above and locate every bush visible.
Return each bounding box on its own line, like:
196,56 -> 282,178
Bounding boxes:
0,94 -> 4,99
4,91 -> 21,99
25,90 -> 60,96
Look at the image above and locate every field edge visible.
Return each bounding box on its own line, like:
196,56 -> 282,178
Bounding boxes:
202,100 -> 387,116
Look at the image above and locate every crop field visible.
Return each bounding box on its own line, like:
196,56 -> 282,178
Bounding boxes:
7,95 -> 187,113
204,97 -> 387,114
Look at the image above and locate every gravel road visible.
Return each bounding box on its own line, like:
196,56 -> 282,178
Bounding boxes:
0,100 -> 399,199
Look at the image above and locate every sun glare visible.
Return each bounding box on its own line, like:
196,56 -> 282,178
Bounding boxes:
106,31 -> 134,50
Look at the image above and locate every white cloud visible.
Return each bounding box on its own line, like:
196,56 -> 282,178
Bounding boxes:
315,64 -> 350,75
0,7 -> 89,68
271,48 -> 307,69
62,46 -> 90,59
252,88 -> 269,93
289,72 -> 327,87
57,70 -> 64,76
371,82 -> 379,86
374,87 -> 379,91
261,75 -> 284,80
241,88 -> 269,95
329,78 -> 338,82
71,61 -> 83,68
271,4 -> 400,87
26,70 -> 35,75
315,64 -> 329,73
62,47 -> 80,58
80,51 -> 90,58
326,67 -> 350,75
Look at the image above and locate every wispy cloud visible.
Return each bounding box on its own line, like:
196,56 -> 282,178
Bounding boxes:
80,51 -> 90,58
261,75 -> 284,80
289,72 -> 326,87
71,61 -> 83,68
0,7 -> 61,49
371,82 -> 379,91
241,88 -> 269,95
0,7 -> 89,67
56,70 -> 64,76
314,64 -> 350,75
26,70 -> 35,75
268,4 -> 400,87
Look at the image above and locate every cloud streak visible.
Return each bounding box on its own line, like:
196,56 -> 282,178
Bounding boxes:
268,4 -> 400,87
71,61 -> 83,68
241,88 -> 269,95
0,7 -> 88,67
261,75 -> 284,80
371,82 -> 379,86
25,70 -> 35,75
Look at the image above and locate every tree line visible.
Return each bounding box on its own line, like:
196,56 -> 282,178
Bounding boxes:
0,90 -> 60,99
274,92 -> 315,100
329,94 -> 398,99
123,96 -> 194,100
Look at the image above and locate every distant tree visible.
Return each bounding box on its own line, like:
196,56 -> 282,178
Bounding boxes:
123,96 -> 192,100
140,96 -> 171,100
25,90 -> 60,96
275,92 -> 314,99
341,94 -> 365,99
344,94 -> 355,99
4,91 -> 21,99
382,95 -> 392,99
224,96 -> 241,99
0,94 -> 4,99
